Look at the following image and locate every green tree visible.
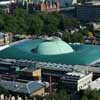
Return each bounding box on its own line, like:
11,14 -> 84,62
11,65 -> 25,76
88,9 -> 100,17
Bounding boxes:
4,15 -> 17,33
0,8 -> 81,38
27,14 -> 44,35
70,32 -> 83,43
13,8 -> 29,34
41,13 -> 60,35
63,17 -> 79,30
0,86 -> 9,95
63,32 -> 71,42
80,88 -> 100,100
81,95 -> 88,100
0,16 -> 4,31
63,31 -> 83,43
53,90 -> 70,100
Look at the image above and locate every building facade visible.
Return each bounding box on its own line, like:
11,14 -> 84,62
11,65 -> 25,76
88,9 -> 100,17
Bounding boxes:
60,72 -> 93,93
40,0 -> 60,12
76,3 -> 100,22
0,32 -> 12,46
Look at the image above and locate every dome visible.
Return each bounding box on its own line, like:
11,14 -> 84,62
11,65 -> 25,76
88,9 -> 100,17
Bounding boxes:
37,37 -> 74,55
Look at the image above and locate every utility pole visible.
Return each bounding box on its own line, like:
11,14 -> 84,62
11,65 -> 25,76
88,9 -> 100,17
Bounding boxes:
49,76 -> 52,97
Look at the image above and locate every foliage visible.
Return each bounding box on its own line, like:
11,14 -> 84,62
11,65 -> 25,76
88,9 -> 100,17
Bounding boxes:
0,8 -> 85,42
63,31 -> 84,43
0,86 -> 9,95
79,88 -> 100,100
0,8 -> 79,34
44,90 -> 70,100
81,95 -> 88,100
53,90 -> 70,100
0,16 -> 4,31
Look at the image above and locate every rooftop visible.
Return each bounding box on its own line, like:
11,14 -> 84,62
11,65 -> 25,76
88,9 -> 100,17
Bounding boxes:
85,0 -> 100,5
0,58 -> 100,74
61,71 -> 89,80
66,72 -> 85,78
0,37 -> 100,65
0,80 -> 44,94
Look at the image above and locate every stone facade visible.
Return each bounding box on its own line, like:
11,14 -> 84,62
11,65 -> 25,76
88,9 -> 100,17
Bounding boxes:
40,0 -> 60,12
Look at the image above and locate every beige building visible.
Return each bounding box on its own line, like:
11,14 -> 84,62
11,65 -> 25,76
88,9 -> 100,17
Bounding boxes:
0,32 -> 12,45
31,87 -> 45,96
20,67 -> 42,80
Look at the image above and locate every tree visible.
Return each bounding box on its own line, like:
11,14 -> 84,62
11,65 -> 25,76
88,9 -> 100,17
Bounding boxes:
63,32 -> 71,42
27,14 -> 44,35
79,88 -> 100,100
70,32 -> 83,43
53,90 -> 70,100
0,16 -> 4,31
13,8 -> 29,34
81,95 -> 88,100
0,86 -> 9,95
41,13 -> 60,35
0,8 -> 81,39
63,31 -> 83,43
63,17 -> 79,30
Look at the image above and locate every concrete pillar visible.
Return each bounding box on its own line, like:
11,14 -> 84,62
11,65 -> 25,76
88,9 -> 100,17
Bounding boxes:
5,96 -> 8,100
33,97 -> 36,100
25,96 -> 28,100
11,96 -> 15,100
18,97 -> 22,100
0,94 -> 4,100
8,94 -> 12,100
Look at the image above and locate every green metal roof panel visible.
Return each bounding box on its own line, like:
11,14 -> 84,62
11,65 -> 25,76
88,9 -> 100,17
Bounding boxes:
0,38 -> 100,65
0,80 -> 44,94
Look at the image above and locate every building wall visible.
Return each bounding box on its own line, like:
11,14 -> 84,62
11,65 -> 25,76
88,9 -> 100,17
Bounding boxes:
76,5 -> 100,22
42,68 -> 67,82
60,73 -> 93,93
0,38 -> 5,45
31,88 -> 45,96
32,68 -> 41,78
40,1 -> 60,12
0,33 -> 12,46
77,73 -> 93,91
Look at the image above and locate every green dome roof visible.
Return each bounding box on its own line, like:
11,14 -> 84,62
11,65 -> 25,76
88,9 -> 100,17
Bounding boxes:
37,37 -> 74,55
1,37 -> 100,65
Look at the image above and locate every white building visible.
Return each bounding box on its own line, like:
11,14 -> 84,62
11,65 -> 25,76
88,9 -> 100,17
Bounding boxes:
89,78 -> 100,90
61,72 -> 93,92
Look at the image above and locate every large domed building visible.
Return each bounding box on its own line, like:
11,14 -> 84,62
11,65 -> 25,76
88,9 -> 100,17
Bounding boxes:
0,37 -> 100,65
37,37 -> 74,55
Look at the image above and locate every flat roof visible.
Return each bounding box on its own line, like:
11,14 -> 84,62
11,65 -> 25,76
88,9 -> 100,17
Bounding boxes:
66,72 -> 85,78
0,80 -> 44,94
85,1 -> 100,5
1,58 -> 100,74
